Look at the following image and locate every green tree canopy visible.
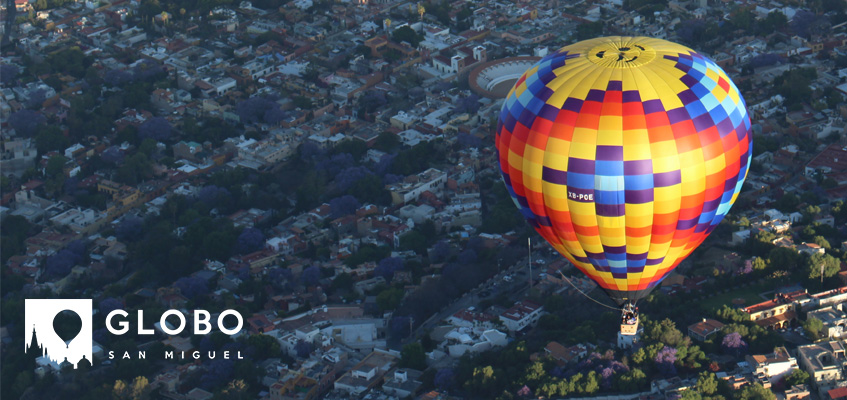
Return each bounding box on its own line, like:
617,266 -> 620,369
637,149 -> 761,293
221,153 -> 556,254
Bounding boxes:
805,253 -> 840,280
400,343 -> 426,370
391,26 -> 422,48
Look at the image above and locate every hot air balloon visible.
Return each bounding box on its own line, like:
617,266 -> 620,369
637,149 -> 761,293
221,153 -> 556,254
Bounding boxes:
495,36 -> 751,334
53,310 -> 83,348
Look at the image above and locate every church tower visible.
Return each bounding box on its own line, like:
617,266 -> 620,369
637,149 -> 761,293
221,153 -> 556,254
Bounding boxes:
26,324 -> 44,357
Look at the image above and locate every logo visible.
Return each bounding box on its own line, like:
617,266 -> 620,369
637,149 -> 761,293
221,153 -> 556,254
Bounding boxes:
25,299 -> 93,369
24,299 -> 245,366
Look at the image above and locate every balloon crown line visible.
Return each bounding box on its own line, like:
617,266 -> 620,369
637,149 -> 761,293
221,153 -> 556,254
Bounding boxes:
587,39 -> 656,68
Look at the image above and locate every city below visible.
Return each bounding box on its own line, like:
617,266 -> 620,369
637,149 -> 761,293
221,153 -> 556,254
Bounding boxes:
1,0 -> 847,400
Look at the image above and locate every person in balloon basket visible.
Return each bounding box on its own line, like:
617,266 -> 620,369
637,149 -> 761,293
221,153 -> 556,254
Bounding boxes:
621,303 -> 638,325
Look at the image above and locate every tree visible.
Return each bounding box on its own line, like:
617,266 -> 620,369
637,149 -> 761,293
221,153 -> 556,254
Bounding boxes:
376,287 -> 404,311
236,228 -> 264,255
301,265 -> 321,287
1,215 -> 31,263
722,332 -> 747,356
331,272 -> 354,292
0,64 -> 18,86
112,376 -> 149,400
34,124 -> 69,154
294,340 -> 312,358
774,192 -> 800,212
113,379 -> 129,400
696,371 -> 718,395
216,379 -> 249,400
99,298 -> 123,315
174,276 -> 208,299
391,25 -> 422,47
615,368 -> 648,392
751,257 -> 768,271
116,216 -> 144,242
654,346 -> 678,376
644,319 -> 686,348
434,368 -> 455,391
375,257 -> 403,281
129,376 -> 150,400
784,368 -> 809,387
768,247 -> 799,271
374,132 -> 400,152
400,343 -> 426,370
138,117 -> 172,142
806,253 -> 840,280
45,245 -> 86,279
803,316 -> 824,340
329,195 -> 360,219
577,21 -> 604,40
737,383 -> 775,400
45,155 -> 68,177
812,236 -> 831,249
9,110 -> 46,137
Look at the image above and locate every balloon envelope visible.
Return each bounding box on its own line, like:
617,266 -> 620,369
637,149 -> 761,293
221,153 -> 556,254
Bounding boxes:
495,36 -> 751,305
53,310 -> 83,345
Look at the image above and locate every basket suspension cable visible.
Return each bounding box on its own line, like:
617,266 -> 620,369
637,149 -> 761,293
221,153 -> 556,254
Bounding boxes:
557,270 -> 620,311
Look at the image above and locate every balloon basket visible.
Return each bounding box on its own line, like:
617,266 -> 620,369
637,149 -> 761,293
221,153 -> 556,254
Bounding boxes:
620,316 -> 639,336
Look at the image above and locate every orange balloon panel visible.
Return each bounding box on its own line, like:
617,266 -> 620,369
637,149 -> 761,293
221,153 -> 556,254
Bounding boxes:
495,37 -> 752,305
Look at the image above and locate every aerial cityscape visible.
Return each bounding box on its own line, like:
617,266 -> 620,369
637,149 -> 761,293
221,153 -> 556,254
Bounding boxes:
1,0 -> 847,399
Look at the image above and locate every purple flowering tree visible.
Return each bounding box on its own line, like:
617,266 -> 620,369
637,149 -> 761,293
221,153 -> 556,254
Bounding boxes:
722,332 -> 747,356
116,216 -> 144,242
132,59 -> 166,82
517,385 -> 532,398
655,346 -> 678,376
374,153 -> 396,176
104,69 -> 133,87
434,368 -> 455,391
63,177 -> 79,195
375,257 -> 403,281
383,173 -> 403,184
199,359 -> 234,391
138,117 -> 172,141
430,240 -> 451,263
269,267 -> 294,290
301,265 -> 321,286
1,64 -> 19,86
198,185 -> 231,208
316,153 -> 354,175
329,195 -> 360,219
98,297 -> 123,315
101,146 -> 124,164
174,276 -> 209,299
457,249 -> 478,265
236,227 -> 265,254
390,315 -> 412,338
335,166 -> 372,191
9,110 -> 45,137
44,240 -> 87,279
235,96 -> 280,125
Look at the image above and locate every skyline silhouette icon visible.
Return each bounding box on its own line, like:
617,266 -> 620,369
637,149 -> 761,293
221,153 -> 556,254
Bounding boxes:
25,299 -> 93,369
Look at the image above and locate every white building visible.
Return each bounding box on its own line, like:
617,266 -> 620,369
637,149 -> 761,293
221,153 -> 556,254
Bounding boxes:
49,208 -> 108,234
443,328 -> 508,358
499,300 -> 543,332
745,347 -> 798,384
387,168 -> 447,205
321,320 -> 384,352
808,307 -> 847,339
447,307 -> 497,331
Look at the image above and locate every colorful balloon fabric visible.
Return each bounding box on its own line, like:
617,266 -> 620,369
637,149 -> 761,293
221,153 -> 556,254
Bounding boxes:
495,36 -> 751,305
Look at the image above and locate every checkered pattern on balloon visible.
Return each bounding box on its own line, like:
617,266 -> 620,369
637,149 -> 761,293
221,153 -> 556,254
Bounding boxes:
495,37 -> 752,305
